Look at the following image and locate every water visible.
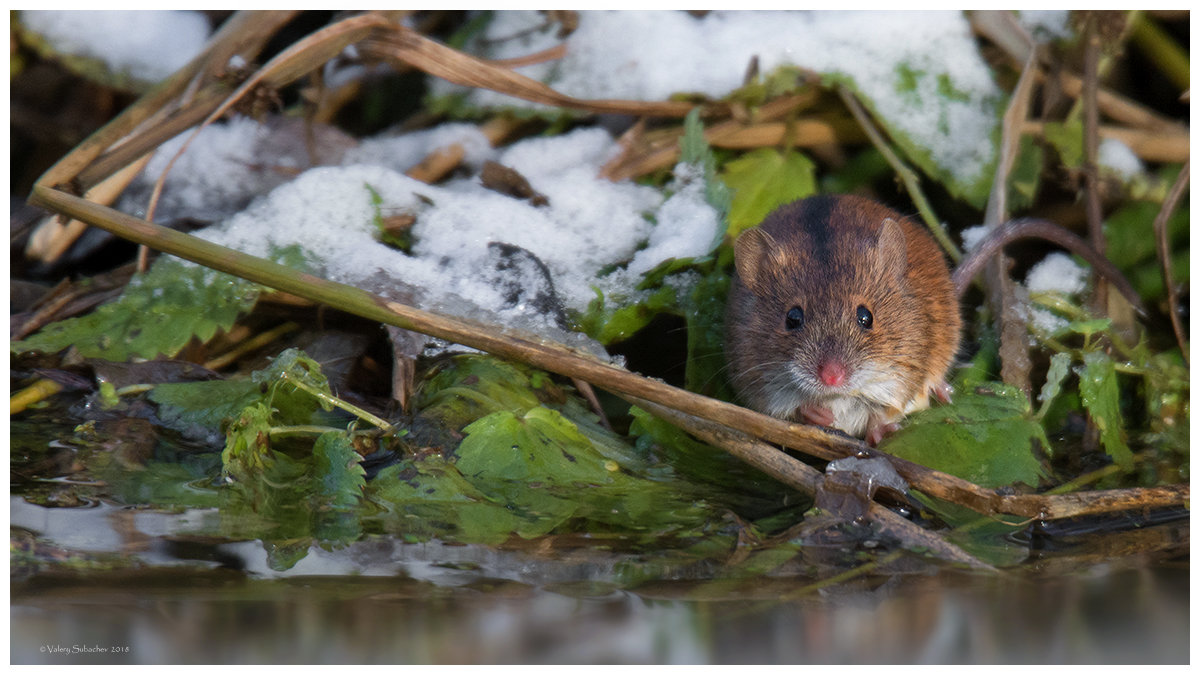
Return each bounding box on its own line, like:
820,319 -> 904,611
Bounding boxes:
10,498 -> 1189,664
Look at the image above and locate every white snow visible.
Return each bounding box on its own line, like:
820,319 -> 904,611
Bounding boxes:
626,163 -> 722,278
167,124 -> 718,350
1098,137 -> 1144,180
1026,252 -> 1087,295
960,225 -> 990,252
437,10 -> 1002,187
21,10 -> 211,85
118,116 -> 356,223
1023,252 -> 1090,334
1017,10 -> 1073,40
344,123 -> 496,173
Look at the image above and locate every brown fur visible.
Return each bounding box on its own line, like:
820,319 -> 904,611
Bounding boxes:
725,194 -> 960,435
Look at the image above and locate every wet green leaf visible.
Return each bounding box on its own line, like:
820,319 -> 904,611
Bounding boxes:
628,406 -> 799,518
222,402 -> 275,482
881,384 -> 1049,488
1076,351 -> 1134,472
417,355 -> 543,430
313,432 -> 365,510
368,459 -> 527,545
13,259 -> 260,361
456,406 -> 616,485
150,379 -> 262,436
253,348 -> 335,421
722,148 -> 816,237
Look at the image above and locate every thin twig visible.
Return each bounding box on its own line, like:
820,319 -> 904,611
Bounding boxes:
836,85 -> 959,262
979,47 -> 1039,394
1154,160 -> 1190,364
1082,19 -> 1108,315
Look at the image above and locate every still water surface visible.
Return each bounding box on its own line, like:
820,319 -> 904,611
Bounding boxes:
11,499 -> 1188,664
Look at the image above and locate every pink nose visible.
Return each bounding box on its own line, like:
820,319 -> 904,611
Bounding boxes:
818,361 -> 846,387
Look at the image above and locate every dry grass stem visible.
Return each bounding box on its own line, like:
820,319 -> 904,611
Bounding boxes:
26,152 -> 153,263
836,86 -> 959,262
360,26 -> 706,119
1154,160 -> 1190,364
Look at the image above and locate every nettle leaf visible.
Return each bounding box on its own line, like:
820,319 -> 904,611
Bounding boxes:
222,402 -> 275,482
881,383 -> 1049,488
312,432 -> 365,510
722,148 -> 816,237
456,406 -> 616,486
149,379 -> 262,440
417,354 -> 543,430
368,459 -> 529,545
13,258 -> 260,361
628,406 -> 795,518
253,348 -> 334,424
1077,351 -> 1135,471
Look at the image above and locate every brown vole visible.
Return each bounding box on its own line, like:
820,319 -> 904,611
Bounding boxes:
725,194 -> 960,444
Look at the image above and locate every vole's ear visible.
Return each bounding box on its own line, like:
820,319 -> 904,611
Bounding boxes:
734,227 -> 784,295
877,218 -> 908,281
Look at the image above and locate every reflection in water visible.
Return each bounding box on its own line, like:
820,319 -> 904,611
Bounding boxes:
10,497 -> 1189,664
11,550 -> 1188,664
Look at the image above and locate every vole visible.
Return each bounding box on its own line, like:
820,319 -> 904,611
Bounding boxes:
725,194 -> 960,445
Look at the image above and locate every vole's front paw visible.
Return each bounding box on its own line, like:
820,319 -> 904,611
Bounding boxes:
799,404 -> 836,428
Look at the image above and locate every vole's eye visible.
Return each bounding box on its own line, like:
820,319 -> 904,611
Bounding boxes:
785,306 -> 804,331
856,305 -> 873,329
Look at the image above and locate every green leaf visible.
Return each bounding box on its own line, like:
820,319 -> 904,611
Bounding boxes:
368,459 -> 528,545
827,69 -> 1000,208
313,431 -> 365,510
456,407 -> 616,486
13,258 -> 260,361
1076,351 -> 1134,472
222,402 -> 275,482
1043,120 -> 1084,169
1036,352 -> 1073,419
416,354 -> 543,430
1103,197 -> 1189,303
881,384 -> 1049,488
680,107 -> 733,248
628,406 -> 797,518
1008,134 -> 1044,211
253,348 -> 334,424
722,148 -> 816,237
150,379 -> 262,436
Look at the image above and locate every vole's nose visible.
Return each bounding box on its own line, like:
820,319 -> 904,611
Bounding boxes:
818,360 -> 846,387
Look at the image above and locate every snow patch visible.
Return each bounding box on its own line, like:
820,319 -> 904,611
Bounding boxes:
21,10 -> 210,84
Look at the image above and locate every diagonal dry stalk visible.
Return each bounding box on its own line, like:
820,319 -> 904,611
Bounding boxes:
977,49 -> 1040,394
